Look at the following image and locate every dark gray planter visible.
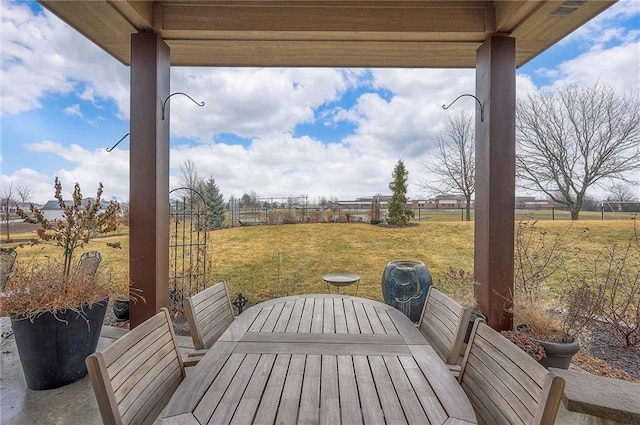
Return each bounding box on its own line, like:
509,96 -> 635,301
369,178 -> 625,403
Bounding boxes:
10,297 -> 108,390
516,324 -> 580,369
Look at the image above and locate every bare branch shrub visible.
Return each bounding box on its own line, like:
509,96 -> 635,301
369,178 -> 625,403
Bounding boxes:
585,221 -> 640,349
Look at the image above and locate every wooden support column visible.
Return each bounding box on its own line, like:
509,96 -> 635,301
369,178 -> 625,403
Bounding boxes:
129,32 -> 170,328
474,35 -> 516,332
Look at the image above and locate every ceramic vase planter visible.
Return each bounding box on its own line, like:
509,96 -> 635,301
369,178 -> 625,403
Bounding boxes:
381,260 -> 432,322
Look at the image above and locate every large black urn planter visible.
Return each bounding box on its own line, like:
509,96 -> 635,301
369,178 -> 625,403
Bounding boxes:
10,297 -> 108,390
381,260 -> 432,322
516,324 -> 580,369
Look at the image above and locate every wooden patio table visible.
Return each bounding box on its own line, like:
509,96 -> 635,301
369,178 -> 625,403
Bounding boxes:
162,294 -> 477,425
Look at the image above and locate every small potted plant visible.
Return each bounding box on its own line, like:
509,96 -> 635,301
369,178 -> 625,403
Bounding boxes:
0,178 -> 122,390
510,218 -> 600,369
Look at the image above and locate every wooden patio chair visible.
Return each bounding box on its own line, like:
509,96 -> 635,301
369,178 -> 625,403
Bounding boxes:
77,250 -> 102,279
184,280 -> 235,353
0,249 -> 17,292
86,307 -> 192,425
417,286 -> 473,374
458,320 -> 565,425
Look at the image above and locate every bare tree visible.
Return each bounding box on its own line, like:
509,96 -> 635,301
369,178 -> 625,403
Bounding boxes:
419,110 -> 475,221
1,182 -> 16,242
176,159 -> 204,206
15,185 -> 32,204
516,83 -> 640,220
607,182 -> 636,203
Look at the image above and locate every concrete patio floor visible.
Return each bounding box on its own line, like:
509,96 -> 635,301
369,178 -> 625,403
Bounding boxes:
0,317 -> 194,425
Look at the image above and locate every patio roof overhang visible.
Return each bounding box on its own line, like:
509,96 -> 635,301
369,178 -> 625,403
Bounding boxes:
39,0 -> 615,68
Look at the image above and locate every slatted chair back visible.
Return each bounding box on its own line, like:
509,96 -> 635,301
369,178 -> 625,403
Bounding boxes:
459,321 -> 565,425
0,249 -> 17,292
417,286 -> 472,365
86,308 -> 186,425
77,250 -> 102,279
184,280 -> 235,350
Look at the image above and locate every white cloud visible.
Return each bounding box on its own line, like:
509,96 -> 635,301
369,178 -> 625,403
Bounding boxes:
0,2 -> 129,117
64,104 -> 82,118
168,68 -> 357,141
550,41 -> 640,93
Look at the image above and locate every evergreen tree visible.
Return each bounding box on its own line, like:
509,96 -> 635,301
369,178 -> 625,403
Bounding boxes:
201,177 -> 225,230
387,160 -> 414,225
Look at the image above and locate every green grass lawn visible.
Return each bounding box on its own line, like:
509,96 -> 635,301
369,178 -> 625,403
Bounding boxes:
7,219 -> 638,308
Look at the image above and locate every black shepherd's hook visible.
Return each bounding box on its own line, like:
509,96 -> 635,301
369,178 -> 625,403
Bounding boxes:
161,92 -> 205,120
106,133 -> 130,152
442,94 -> 484,122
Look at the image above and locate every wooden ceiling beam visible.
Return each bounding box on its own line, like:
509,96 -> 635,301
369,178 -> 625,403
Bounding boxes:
155,2 -> 493,34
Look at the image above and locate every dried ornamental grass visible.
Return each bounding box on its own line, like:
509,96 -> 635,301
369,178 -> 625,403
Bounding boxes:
0,258 -> 124,322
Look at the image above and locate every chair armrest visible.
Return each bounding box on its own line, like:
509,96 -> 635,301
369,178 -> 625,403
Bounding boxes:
447,364 -> 461,378
187,349 -> 208,358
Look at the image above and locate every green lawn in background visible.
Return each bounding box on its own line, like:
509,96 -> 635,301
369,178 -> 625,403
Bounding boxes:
7,219 -> 636,308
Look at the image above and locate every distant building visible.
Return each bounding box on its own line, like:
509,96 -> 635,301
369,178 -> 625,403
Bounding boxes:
412,194 -> 470,209
514,196 -> 556,209
39,198 -> 110,221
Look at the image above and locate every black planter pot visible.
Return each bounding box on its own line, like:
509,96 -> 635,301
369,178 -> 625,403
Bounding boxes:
113,299 -> 130,321
464,311 -> 487,344
516,324 -> 580,369
10,297 -> 108,390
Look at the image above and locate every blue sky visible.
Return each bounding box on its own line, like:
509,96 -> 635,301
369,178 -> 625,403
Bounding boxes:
1,0 -> 639,204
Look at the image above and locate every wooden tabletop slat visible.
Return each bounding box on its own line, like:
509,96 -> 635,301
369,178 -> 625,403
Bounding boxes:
235,341 -> 412,356
219,308 -> 260,342
273,299 -> 295,332
398,355 -> 448,425
275,354 -> 306,424
320,355 -> 340,425
337,355 -> 364,425
369,355 -> 409,424
323,297 -> 335,334
353,355 -> 386,424
354,301 -> 373,334
163,296 -> 477,425
193,352 -> 246,424
343,298 -> 360,334
261,300 -> 286,333
252,354 -> 291,425
240,332 -> 405,345
333,297 -> 348,334
229,353 -> 277,425
298,297 -> 315,333
384,355 -> 430,424
377,307 -> 400,335
248,306 -> 273,333
207,353 -> 261,424
389,309 -> 430,345
364,303 -> 386,334
286,297 -> 306,333
311,297 -> 325,334
410,345 -> 477,423
164,341 -> 237,415
299,354 -> 322,424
